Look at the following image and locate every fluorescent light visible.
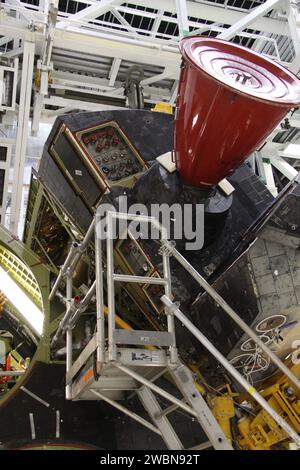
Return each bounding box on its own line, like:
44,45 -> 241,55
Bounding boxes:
0,266 -> 43,336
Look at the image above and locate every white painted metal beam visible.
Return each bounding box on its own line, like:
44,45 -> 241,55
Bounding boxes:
6,0 -> 39,23
0,58 -> 19,112
286,0 -> 300,73
0,6 -> 292,72
169,80 -> 178,104
218,0 -> 284,41
281,142 -> 300,159
129,0 -> 288,36
150,10 -> 164,37
175,0 -> 189,38
57,0 -> 122,29
44,94 -> 126,111
108,57 -> 121,86
0,37 -> 11,47
32,1 -> 58,135
111,8 -> 139,38
10,40 -> 35,235
286,0 -> 300,55
141,70 -> 176,86
0,141 -> 12,226
256,152 -> 278,197
271,154 -> 299,180
52,28 -> 180,68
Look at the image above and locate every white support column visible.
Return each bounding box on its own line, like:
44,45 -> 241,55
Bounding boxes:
0,67 -> 3,106
286,0 -> 300,54
32,1 -> 58,135
287,0 -> 300,74
169,80 -> 178,104
0,141 -> 12,226
108,57 -> 121,87
32,93 -> 45,136
175,0 -> 189,38
0,58 -> 19,112
218,0 -> 283,41
9,40 -> 35,235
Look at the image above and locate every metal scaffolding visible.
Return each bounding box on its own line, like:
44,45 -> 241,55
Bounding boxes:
49,210 -> 300,450
1,0 -> 300,236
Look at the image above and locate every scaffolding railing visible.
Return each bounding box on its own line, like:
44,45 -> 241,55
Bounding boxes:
49,209 -> 300,449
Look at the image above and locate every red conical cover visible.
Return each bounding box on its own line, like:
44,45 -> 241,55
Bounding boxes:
174,37 -> 300,188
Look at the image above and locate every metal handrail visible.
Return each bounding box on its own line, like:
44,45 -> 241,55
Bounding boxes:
160,239 -> 300,391
55,209 -> 300,444
103,210 -> 177,362
161,294 -> 300,447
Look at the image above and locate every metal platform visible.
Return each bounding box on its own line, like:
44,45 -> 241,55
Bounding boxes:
71,347 -> 167,402
49,210 -> 300,450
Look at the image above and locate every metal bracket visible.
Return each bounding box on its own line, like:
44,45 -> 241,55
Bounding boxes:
158,239 -> 176,256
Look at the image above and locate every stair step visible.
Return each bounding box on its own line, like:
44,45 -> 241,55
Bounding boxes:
113,329 -> 174,347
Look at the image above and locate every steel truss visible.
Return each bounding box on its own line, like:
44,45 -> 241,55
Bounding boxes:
1,0 -> 300,234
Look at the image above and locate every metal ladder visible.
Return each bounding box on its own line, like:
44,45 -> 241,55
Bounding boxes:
73,210 -> 231,449
49,210 -> 300,450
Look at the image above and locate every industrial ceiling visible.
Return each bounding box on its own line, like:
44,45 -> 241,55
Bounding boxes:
1,0 -> 300,234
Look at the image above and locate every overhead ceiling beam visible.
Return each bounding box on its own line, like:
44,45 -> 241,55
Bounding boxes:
44,94 -> 126,111
0,15 -> 180,68
57,0 -> 122,29
218,0 -> 284,41
0,37 -> 11,47
141,70 -> 176,85
128,0 -> 288,36
51,69 -> 172,100
111,8 -> 139,37
1,45 -> 23,58
52,29 -> 180,68
150,10 -> 164,37
5,0 -> 38,23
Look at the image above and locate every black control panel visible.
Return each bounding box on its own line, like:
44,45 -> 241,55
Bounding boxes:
77,122 -> 147,184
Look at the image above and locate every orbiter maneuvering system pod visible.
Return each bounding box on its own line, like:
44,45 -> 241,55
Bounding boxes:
174,37 -> 300,188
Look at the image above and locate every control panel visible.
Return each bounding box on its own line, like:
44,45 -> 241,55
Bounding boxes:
76,121 -> 148,185
117,237 -> 153,277
116,235 -> 165,315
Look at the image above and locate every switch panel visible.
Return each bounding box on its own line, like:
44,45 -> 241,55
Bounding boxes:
76,121 -> 148,185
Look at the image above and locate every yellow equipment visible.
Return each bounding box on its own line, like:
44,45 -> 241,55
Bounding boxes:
151,102 -> 174,114
210,393 -> 235,444
236,362 -> 300,450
